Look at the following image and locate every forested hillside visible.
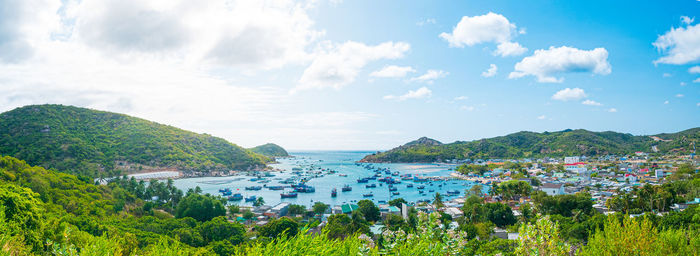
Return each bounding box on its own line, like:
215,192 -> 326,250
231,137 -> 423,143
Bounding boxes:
361,128 -> 700,163
249,143 -> 290,158
0,105 -> 268,177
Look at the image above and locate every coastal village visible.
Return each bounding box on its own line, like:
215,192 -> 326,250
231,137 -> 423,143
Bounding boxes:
201,150 -> 700,240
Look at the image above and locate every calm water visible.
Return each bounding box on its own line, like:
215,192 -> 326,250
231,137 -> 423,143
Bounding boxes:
173,151 -> 488,207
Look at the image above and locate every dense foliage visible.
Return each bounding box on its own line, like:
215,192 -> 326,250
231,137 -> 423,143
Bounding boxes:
248,143 -> 289,157
0,104 -> 269,177
361,128 -> 700,162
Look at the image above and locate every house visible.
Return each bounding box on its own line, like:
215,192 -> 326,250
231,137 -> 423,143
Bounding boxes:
265,202 -> 290,218
340,203 -> 359,214
541,183 -> 565,196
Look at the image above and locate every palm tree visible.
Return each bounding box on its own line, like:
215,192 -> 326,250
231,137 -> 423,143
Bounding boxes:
433,192 -> 444,209
254,197 -> 265,207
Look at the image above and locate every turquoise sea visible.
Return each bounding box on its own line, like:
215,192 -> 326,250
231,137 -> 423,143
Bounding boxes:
173,151 -> 488,207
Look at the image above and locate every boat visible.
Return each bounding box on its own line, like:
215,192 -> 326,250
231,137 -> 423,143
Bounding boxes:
342,185 -> 352,192
447,190 -> 460,195
245,186 -> 262,191
221,191 -> 232,196
417,185 -> 425,189
392,172 -> 399,176
339,174 -> 348,177
267,186 -> 286,190
392,192 -> 400,195
363,193 -> 374,197
365,184 -> 377,188
357,178 -> 369,183
228,193 -> 243,201
407,184 -> 414,188
378,200 -> 387,204
428,190 -> 435,192
219,188 -> 231,193
244,196 -> 256,202
331,188 -> 337,197
281,192 -> 298,198
389,187 -> 397,192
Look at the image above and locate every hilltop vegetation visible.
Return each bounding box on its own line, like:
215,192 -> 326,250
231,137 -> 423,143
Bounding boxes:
0,104 -> 268,178
361,128 -> 700,163
249,143 -> 289,158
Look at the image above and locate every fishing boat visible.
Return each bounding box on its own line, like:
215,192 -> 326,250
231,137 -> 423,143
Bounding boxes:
407,184 -> 414,188
219,188 -> 231,193
392,172 -> 399,176
339,174 -> 348,177
342,185 -> 352,192
428,190 -> 435,192
244,196 -> 256,202
365,184 -> 377,188
228,193 -> 243,201
221,191 -> 232,196
446,190 -> 460,195
245,186 -> 262,191
389,187 -> 397,191
363,193 -> 374,197
267,186 -> 286,190
357,178 -> 369,183
331,188 -> 337,197
392,192 -> 400,195
281,192 -> 298,198
417,185 -> 425,189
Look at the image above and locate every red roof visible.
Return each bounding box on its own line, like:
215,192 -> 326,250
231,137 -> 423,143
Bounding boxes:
565,162 -> 586,166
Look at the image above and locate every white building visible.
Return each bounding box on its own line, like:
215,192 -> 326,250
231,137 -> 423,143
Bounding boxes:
564,156 -> 580,164
655,169 -> 664,178
541,183 -> 565,196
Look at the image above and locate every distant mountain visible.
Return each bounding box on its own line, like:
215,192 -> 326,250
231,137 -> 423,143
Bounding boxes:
359,128 -> 700,163
0,104 -> 269,177
249,143 -> 289,157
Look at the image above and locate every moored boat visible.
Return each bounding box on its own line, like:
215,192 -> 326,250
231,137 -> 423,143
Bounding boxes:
281,192 -> 298,198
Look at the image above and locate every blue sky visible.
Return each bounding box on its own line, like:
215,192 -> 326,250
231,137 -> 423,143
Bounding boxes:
0,0 -> 698,150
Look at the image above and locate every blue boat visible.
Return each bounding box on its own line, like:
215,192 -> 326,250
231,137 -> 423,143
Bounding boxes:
221,191 -> 232,196
245,186 -> 262,191
342,185 -> 352,192
219,188 -> 231,193
245,196 -> 256,202
228,193 -> 243,201
365,184 -> 377,188
357,178 -> 369,183
363,193 -> 374,197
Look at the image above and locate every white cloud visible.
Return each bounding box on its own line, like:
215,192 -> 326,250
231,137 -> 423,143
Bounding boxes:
509,46 -> 611,83
653,22 -> 700,65
664,100 -> 670,104
663,73 -> 672,77
537,115 -> 546,120
697,102 -> 700,107
454,96 -> 468,101
481,64 -> 498,77
494,42 -> 527,57
460,105 -> 475,111
370,65 -> 416,78
694,78 -> 700,83
676,94 -> 684,98
0,0 -> 62,63
439,12 -> 524,58
410,69 -> 448,83
681,16 -> 695,25
417,18 -> 436,26
66,0 -> 324,70
383,87 -> 432,101
440,12 -> 517,47
295,41 -> 410,91
608,108 -> 617,113
689,66 -> 700,73
551,88 -> 587,101
582,99 -> 602,106
681,81 -> 688,86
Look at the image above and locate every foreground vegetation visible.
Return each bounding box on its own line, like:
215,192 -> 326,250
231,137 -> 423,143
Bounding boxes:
0,105 -> 269,178
360,128 -> 700,162
1,155 -> 698,255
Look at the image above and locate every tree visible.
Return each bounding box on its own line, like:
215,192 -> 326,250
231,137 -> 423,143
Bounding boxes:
312,202 -> 329,216
515,216 -> 570,256
228,205 -> 240,215
468,184 -> 484,197
175,193 -> 226,222
484,203 -> 517,227
242,209 -> 255,220
253,197 -> 265,207
384,214 -> 406,231
497,180 -> 532,201
197,216 -> 246,245
258,217 -> 299,238
433,192 -> 444,209
388,198 -> 407,208
288,204 -> 306,216
0,183 -> 45,251
357,200 -> 380,222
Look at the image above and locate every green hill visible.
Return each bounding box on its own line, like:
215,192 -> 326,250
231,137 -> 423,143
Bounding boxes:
0,104 -> 269,177
249,143 -> 290,157
360,128 -> 700,163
